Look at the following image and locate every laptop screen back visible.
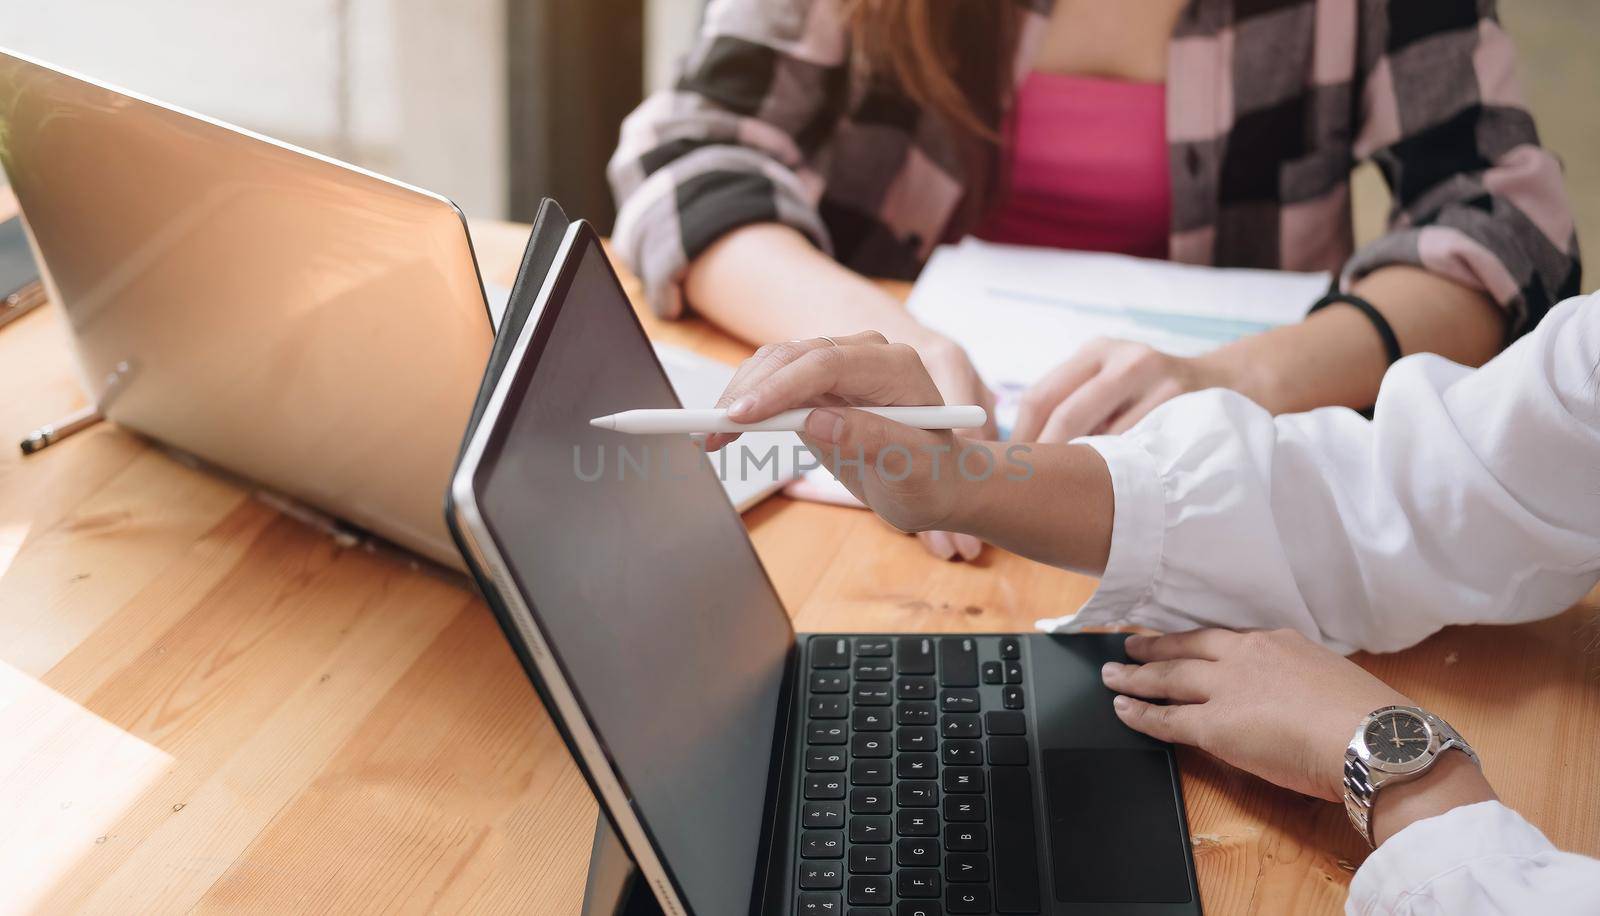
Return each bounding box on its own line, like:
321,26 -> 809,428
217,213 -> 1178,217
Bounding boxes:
470,228 -> 794,915
0,51 -> 490,570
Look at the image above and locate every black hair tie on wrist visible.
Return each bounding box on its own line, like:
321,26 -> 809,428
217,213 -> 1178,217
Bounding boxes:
1310,291 -> 1403,367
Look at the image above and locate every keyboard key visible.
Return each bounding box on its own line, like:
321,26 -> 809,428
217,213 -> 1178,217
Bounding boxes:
897,702 -> 936,726
852,760 -> 891,785
849,845 -> 891,874
938,637 -> 978,687
946,885 -> 991,914
810,722 -> 848,745
942,796 -> 986,822
981,661 -> 1003,685
896,837 -> 939,866
1004,660 -> 1024,684
810,697 -> 847,719
853,708 -> 891,731
854,684 -> 892,706
898,869 -> 941,899
947,794 -> 985,819
800,861 -> 843,889
942,767 -> 985,794
801,830 -> 845,858
896,726 -> 937,752
807,774 -> 846,799
988,735 -> 1031,766
852,733 -> 891,758
896,903 -> 941,916
941,740 -> 982,766
813,637 -> 852,669
944,824 -> 987,851
940,714 -> 980,739
1002,685 -> 1025,709
990,765 -> 1042,913
850,787 -> 891,814
796,891 -> 842,914
850,815 -> 893,843
808,749 -> 846,772
939,689 -> 979,713
812,672 -> 849,693
945,852 -> 989,883
803,802 -> 845,829
855,661 -> 893,681
998,637 -> 1021,660
855,638 -> 893,657
849,910 -> 890,916
896,809 -> 938,837
984,711 -> 1026,735
896,677 -> 936,700
896,637 -> 936,675
848,876 -> 892,906
896,780 -> 938,807
896,752 -> 938,779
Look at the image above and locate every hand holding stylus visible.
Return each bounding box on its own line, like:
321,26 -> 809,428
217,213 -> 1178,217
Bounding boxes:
701,332 -> 993,550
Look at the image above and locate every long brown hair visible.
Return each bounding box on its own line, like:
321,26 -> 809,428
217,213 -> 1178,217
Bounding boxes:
847,0 -> 1026,230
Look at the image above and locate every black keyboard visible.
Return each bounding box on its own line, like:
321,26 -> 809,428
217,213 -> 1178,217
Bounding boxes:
794,635 -> 1042,916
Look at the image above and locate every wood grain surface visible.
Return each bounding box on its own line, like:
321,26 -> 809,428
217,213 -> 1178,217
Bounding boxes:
2,198 -> 1596,915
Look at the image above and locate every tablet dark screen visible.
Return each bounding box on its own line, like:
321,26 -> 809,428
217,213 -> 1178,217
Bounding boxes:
474,230 -> 794,916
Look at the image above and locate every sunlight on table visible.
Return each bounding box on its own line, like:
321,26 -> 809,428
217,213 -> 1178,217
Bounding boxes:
0,660 -> 171,914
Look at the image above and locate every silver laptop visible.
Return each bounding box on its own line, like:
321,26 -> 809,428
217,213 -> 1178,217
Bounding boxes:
0,49 -> 492,569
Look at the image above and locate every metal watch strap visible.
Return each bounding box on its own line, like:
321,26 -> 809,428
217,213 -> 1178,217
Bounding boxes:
1342,710 -> 1477,847
1342,755 -> 1379,847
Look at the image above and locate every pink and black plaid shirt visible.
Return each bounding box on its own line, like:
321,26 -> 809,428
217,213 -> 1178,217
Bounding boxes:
609,0 -> 1580,338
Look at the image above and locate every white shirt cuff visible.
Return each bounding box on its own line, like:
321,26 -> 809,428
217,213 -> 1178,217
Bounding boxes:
1035,434 -> 1165,632
1347,800 -> 1558,915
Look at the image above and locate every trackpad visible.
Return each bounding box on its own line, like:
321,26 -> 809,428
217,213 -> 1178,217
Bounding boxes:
1042,749 -> 1192,904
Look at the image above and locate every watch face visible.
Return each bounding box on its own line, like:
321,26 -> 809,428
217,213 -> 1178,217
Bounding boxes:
1363,710 -> 1430,764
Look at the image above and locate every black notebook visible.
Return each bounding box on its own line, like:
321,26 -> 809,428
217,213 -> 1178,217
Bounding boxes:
457,198 -> 571,455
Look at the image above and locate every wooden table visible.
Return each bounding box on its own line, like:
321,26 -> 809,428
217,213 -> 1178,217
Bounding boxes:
3,202 -> 1597,915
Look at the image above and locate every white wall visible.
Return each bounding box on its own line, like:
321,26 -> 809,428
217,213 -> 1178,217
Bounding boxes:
1,0 -> 508,217
646,0 -> 699,93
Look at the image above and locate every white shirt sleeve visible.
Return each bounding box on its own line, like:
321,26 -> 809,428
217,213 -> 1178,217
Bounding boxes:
1346,801 -> 1600,915
1038,293 -> 1600,654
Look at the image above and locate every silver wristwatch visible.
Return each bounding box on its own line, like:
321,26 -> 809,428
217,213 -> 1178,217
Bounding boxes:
1342,705 -> 1478,847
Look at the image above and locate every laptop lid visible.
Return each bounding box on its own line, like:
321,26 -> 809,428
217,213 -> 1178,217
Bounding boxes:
448,221 -> 795,916
0,49 -> 491,570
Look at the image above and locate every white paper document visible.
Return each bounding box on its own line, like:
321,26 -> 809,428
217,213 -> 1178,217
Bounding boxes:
484,282 -> 512,328
907,238 -> 1331,433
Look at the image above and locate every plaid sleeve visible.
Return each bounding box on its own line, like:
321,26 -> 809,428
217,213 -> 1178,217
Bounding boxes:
1344,1 -> 1581,338
607,0 -> 850,318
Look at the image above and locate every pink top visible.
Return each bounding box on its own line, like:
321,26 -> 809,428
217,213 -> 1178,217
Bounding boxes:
976,71 -> 1171,259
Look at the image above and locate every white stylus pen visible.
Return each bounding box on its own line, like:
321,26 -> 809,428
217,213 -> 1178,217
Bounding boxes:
589,405 -> 987,434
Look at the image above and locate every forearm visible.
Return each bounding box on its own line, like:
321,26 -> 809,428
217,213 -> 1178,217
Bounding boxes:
682,223 -> 937,346
1201,265 -> 1505,414
943,442 -> 1114,575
